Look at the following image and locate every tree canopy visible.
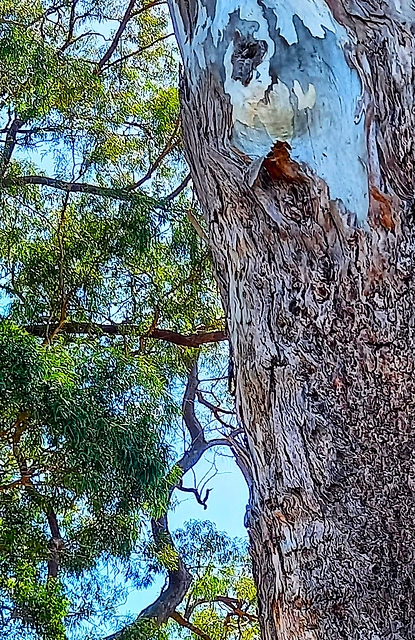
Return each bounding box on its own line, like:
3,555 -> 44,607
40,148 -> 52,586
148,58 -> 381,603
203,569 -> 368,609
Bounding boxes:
0,0 -> 257,638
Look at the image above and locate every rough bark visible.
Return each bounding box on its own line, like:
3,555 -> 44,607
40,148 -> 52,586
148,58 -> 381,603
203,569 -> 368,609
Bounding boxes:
168,2 -> 415,639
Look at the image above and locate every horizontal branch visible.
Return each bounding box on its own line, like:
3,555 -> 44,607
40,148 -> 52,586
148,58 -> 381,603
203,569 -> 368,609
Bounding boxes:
2,173 -> 193,204
24,322 -> 227,348
1,175 -> 145,202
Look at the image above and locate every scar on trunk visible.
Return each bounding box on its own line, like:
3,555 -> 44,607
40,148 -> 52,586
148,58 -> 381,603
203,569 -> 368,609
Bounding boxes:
369,186 -> 397,232
263,142 -> 306,183
231,30 -> 268,86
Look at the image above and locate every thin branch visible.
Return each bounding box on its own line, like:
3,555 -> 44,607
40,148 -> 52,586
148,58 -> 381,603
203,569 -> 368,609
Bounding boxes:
170,611 -> 213,640
94,0 -> 137,74
131,0 -> 166,17
196,391 -> 235,415
128,117 -> 181,190
102,32 -> 173,71
59,0 -> 78,52
165,173 -> 191,201
185,596 -> 257,623
216,596 -> 257,622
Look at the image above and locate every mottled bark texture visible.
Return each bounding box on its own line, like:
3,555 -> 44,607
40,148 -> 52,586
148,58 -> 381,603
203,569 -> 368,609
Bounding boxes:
168,1 -> 415,638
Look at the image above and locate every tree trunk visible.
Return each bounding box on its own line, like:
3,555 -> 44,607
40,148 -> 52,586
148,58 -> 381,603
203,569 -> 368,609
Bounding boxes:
168,1 -> 415,638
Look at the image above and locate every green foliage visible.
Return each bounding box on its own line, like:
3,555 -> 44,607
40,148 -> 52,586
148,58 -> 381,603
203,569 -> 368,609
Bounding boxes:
0,320 -> 173,636
171,521 -> 259,640
0,0 -> 248,638
0,562 -> 69,640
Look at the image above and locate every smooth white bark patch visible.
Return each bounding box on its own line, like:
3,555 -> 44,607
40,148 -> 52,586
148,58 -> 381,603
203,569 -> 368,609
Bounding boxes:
170,0 -> 369,222
263,0 -> 336,45
293,80 -> 317,111
392,0 -> 415,20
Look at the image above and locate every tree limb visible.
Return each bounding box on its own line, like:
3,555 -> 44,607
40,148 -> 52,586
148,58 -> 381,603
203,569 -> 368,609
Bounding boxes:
165,173 -> 191,201
94,0 -> 137,74
24,322 -> 227,348
2,172 -> 192,207
1,175 -> 147,202
0,118 -> 25,178
170,611 -> 213,640
102,360 -> 234,640
59,0 -> 78,52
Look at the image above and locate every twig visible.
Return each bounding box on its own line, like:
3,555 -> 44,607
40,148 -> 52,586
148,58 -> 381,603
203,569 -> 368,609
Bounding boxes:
177,479 -> 212,510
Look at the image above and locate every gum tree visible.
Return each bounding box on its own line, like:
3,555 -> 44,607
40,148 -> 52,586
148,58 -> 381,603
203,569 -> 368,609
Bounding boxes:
167,1 -> 415,639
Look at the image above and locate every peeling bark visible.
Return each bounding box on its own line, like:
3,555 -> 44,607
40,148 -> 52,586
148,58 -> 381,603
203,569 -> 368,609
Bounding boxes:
168,1 -> 415,638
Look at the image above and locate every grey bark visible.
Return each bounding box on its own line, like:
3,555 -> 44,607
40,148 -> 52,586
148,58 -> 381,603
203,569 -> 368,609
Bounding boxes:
168,1 -> 415,639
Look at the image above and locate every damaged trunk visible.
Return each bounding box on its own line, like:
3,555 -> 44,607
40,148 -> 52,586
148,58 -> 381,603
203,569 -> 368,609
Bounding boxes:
168,1 -> 415,638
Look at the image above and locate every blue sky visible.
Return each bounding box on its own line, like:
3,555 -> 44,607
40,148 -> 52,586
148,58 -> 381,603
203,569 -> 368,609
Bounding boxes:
127,449 -> 249,613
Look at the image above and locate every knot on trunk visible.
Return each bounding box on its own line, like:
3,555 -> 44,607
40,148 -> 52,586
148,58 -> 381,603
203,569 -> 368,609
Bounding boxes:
231,30 -> 268,86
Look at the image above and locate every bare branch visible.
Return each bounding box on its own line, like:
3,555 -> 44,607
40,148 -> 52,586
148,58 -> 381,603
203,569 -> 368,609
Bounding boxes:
94,0 -> 137,74
177,479 -> 212,509
131,0 -> 167,17
24,322 -> 227,348
59,0 -> 78,52
101,32 -> 173,71
165,173 -> 191,201
0,118 -> 25,178
196,390 -> 235,415
128,118 -> 181,190
170,611 -> 213,640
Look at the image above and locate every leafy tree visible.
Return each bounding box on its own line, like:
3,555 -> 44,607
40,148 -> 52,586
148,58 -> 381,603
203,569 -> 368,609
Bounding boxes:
0,320 -> 171,638
0,0 -> 256,638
